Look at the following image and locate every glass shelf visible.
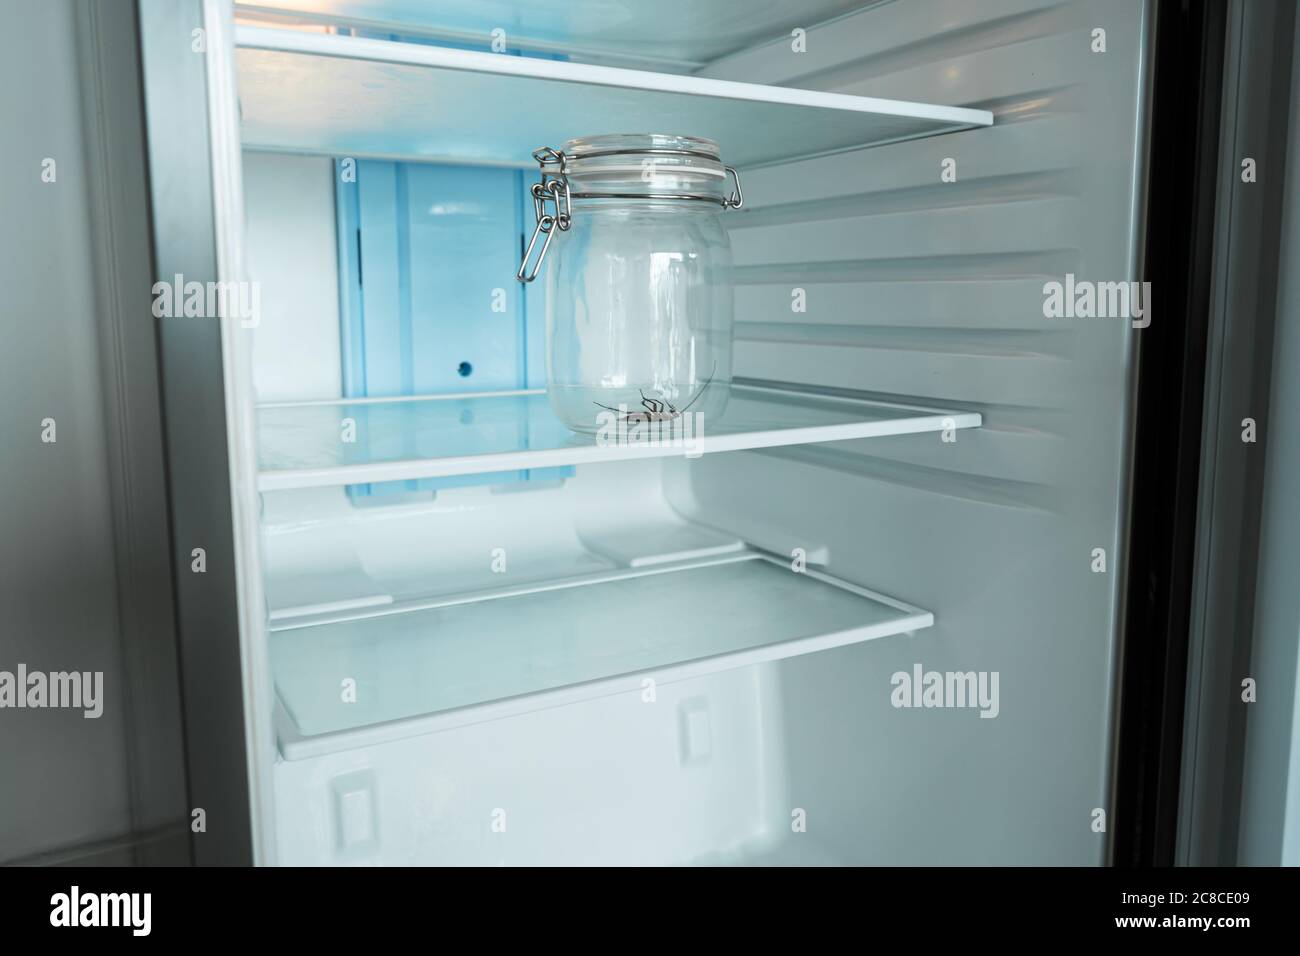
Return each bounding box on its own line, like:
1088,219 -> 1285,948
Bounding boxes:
272,552 -> 932,758
234,0 -> 866,68
234,25 -> 992,166
256,384 -> 982,491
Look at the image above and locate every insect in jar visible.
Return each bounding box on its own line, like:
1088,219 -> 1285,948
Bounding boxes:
593,366 -> 717,424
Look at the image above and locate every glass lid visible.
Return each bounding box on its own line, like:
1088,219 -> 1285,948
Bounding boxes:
560,133 -> 728,202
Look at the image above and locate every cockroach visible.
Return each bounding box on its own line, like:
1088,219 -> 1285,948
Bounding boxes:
594,366 -> 716,424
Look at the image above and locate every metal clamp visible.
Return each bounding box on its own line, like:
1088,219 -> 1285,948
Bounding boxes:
516,145 -> 744,283
723,165 -> 744,209
517,147 -> 572,283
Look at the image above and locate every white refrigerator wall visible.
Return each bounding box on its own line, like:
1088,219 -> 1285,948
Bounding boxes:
667,0 -> 1150,863
242,161 -> 810,863
242,0 -> 1149,864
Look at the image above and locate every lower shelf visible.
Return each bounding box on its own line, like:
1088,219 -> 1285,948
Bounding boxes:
273,551 -> 932,759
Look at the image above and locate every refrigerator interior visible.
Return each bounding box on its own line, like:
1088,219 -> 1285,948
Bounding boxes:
228,0 -> 1150,864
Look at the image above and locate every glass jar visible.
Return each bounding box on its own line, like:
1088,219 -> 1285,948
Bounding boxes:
517,133 -> 741,434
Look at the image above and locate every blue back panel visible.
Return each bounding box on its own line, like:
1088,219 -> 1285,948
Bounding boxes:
336,159 -> 569,497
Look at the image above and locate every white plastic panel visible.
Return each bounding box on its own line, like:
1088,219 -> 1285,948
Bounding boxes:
256,386 -> 981,491
272,553 -> 931,757
273,665 -> 787,865
242,152 -> 342,402
668,0 -> 1151,864
234,26 -> 992,167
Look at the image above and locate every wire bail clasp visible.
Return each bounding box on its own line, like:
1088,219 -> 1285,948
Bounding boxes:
723,165 -> 744,209
515,144 -> 745,282
516,147 -> 572,283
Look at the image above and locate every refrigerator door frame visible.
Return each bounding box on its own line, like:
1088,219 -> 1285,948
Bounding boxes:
1182,0 -> 1299,866
1111,0 -> 1229,868
137,0 -> 275,865
1115,0 -> 1299,867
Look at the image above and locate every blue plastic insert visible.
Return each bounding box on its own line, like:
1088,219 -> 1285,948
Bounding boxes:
335,158 -> 568,498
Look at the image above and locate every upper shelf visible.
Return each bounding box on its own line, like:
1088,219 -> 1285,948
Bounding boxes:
256,384 -> 982,491
234,26 -> 993,167
235,0 -> 867,69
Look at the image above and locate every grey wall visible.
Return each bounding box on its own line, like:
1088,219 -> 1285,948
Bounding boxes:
0,0 -> 188,865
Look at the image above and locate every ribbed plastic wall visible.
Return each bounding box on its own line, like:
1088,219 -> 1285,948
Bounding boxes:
666,0 -> 1150,863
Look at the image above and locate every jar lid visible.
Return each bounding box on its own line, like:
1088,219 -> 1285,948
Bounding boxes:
560,133 -> 728,203
517,133 -> 742,281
